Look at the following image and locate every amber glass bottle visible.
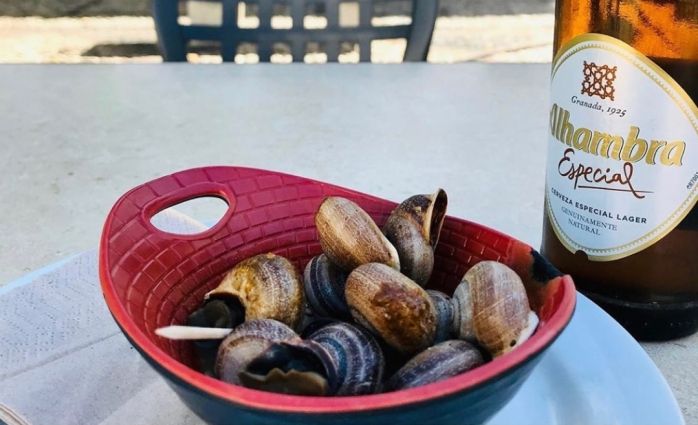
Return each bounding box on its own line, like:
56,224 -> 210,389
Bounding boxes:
542,0 -> 698,340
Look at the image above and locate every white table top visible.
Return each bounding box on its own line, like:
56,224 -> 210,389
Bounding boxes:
0,64 -> 695,423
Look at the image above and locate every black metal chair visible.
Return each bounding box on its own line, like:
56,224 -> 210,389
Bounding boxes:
152,0 -> 439,62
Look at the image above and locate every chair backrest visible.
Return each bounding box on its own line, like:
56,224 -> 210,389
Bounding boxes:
153,0 -> 439,62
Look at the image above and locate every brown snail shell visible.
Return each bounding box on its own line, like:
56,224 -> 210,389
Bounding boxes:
383,189 -> 448,286
454,261 -> 539,357
345,263 -> 437,355
206,253 -> 304,330
386,340 -> 484,391
215,319 -> 300,385
315,197 -> 400,272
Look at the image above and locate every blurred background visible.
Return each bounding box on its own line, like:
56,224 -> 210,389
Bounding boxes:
0,0 -> 555,63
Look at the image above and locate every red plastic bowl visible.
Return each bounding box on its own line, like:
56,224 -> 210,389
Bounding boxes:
99,166 -> 575,425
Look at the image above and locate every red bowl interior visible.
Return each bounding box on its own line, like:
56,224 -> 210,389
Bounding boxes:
99,166 -> 576,414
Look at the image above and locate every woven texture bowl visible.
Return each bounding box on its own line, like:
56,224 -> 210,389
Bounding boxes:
99,166 -> 576,425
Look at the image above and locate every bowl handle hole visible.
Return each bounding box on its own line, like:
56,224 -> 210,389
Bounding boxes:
150,195 -> 230,236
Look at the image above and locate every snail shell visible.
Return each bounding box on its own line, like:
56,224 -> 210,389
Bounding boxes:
187,298 -> 244,330
186,298 -> 245,375
454,261 -> 539,357
297,300 -> 339,337
386,340 -> 484,391
239,340 -> 334,396
297,303 -> 338,339
239,322 -> 384,396
215,319 -> 300,385
303,254 -> 350,320
206,253 -> 304,330
307,322 -> 385,395
345,263 -> 437,355
383,189 -> 448,286
315,197 -> 400,272
451,281 -> 475,341
427,290 -> 454,344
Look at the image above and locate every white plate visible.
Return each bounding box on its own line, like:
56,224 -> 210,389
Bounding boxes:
489,293 -> 684,425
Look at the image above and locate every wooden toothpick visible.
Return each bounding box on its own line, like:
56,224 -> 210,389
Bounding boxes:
155,325 -> 232,340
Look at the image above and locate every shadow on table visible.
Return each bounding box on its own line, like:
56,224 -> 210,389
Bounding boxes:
82,43 -> 160,57
81,43 -> 225,58
81,41 -> 360,61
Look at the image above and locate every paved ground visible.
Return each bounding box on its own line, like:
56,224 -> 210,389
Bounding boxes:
0,14 -> 554,63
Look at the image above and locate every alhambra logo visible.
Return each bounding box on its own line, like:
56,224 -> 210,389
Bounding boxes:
582,61 -> 617,101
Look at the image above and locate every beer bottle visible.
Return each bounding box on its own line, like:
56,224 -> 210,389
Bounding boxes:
542,0 -> 698,340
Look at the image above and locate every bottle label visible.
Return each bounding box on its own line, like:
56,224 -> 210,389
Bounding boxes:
546,33 -> 698,261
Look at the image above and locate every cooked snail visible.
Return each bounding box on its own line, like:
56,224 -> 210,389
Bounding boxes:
315,197 -> 400,272
303,254 -> 350,320
451,280 -> 475,341
452,261 -> 538,357
239,340 -> 332,395
386,340 -> 484,391
383,189 -> 447,286
307,322 -> 384,395
205,253 -> 304,330
239,322 -> 384,396
187,297 -> 244,331
427,289 -> 454,344
215,319 -> 300,385
345,263 -> 437,355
